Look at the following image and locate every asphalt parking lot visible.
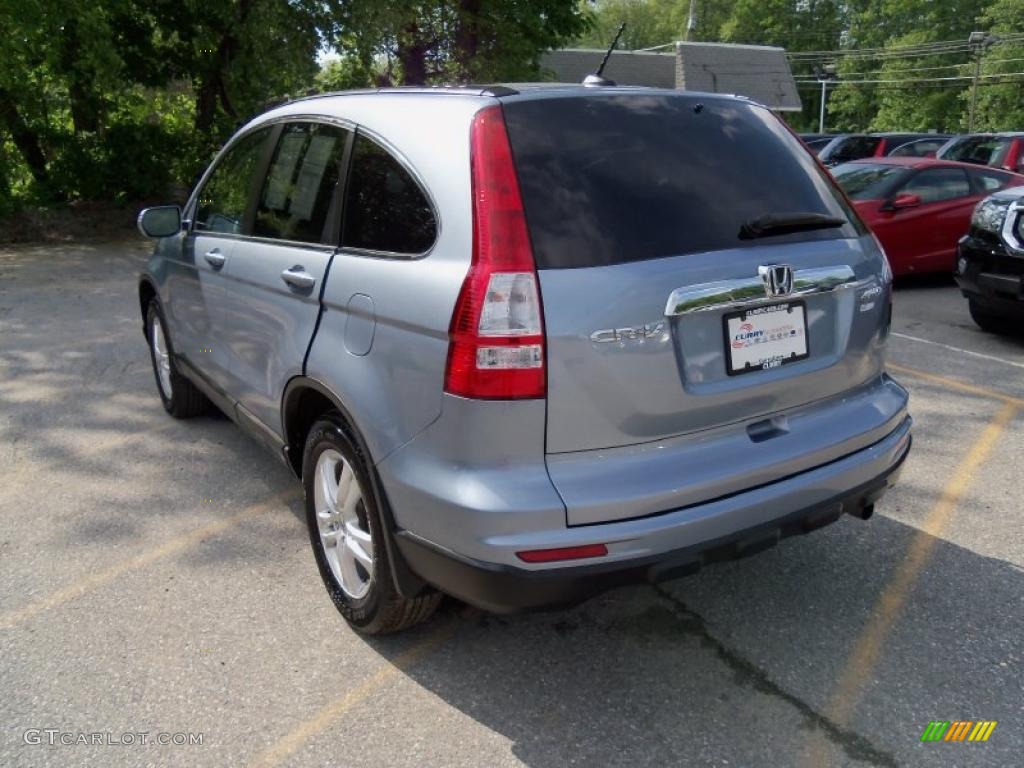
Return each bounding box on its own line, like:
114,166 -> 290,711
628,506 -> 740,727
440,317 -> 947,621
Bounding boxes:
1,240 -> 1022,768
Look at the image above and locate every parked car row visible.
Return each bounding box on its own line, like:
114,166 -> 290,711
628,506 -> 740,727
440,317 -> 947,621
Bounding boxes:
799,132 -> 1024,175
821,149 -> 1024,335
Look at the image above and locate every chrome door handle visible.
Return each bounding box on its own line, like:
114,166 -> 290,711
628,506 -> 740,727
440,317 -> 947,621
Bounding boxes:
204,249 -> 226,269
281,266 -> 316,291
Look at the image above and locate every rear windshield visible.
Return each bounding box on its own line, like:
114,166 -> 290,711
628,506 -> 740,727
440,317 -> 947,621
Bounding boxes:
831,163 -> 908,200
502,95 -> 860,269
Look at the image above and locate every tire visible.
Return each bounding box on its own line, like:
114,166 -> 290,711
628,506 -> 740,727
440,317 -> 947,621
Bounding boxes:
146,300 -> 209,418
968,299 -> 1016,335
302,416 -> 440,634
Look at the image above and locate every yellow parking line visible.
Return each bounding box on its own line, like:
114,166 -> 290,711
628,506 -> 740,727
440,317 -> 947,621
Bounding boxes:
0,489 -> 296,631
805,401 -> 1016,763
888,362 -> 1024,407
249,620 -> 458,768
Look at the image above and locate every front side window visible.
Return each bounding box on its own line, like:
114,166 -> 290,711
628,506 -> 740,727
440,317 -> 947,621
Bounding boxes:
899,168 -> 970,203
342,134 -> 436,254
194,128 -> 270,234
254,122 -> 350,243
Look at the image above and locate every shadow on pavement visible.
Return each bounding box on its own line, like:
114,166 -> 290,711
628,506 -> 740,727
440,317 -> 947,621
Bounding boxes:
365,513 -> 1021,768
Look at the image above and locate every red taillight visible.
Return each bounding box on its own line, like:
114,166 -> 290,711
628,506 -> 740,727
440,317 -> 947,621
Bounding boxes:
444,105 -> 545,400
516,544 -> 608,563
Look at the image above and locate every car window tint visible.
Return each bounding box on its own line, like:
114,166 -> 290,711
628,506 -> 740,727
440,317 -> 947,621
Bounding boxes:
194,128 -> 270,234
942,137 -> 1011,166
974,169 -> 1011,193
900,168 -> 970,203
826,137 -> 882,163
342,135 -> 436,254
504,95 -> 859,269
889,139 -> 944,158
832,163 -> 907,200
254,123 -> 349,244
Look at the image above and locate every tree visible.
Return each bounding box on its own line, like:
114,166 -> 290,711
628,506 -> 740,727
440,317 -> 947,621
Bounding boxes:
332,0 -> 589,85
968,0 -> 1024,130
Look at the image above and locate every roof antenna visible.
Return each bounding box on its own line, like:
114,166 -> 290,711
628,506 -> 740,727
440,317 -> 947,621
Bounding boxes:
583,22 -> 626,86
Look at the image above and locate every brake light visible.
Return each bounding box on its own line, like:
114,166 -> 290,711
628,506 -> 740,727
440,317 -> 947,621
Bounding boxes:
445,105 -> 545,399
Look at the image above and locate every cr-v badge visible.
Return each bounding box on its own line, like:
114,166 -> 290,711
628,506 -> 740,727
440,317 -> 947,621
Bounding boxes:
590,322 -> 666,344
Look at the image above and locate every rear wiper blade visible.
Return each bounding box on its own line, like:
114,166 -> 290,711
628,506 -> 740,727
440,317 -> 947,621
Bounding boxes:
738,212 -> 846,240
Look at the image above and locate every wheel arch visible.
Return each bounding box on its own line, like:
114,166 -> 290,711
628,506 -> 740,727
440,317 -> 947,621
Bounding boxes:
139,278 -> 157,319
281,376 -> 427,598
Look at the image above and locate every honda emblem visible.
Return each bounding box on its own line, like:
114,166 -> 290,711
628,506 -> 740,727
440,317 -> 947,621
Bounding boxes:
758,264 -> 794,298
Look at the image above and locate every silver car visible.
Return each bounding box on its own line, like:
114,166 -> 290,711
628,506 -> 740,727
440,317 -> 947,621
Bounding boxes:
137,85 -> 911,634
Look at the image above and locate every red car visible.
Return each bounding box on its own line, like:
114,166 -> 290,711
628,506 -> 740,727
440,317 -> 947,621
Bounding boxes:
831,158 -> 1024,276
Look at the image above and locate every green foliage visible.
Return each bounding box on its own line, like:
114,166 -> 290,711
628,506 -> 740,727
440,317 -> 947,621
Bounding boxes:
0,0 -> 587,213
2,0 -> 1021,216
968,0 -> 1024,130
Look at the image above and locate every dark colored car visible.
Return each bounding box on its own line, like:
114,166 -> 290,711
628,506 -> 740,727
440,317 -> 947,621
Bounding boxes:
798,133 -> 837,155
831,158 -> 1024,276
955,185 -> 1024,332
819,133 -> 951,167
937,133 -> 1024,174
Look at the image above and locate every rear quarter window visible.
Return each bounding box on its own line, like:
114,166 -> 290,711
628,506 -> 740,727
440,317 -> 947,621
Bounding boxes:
503,95 -> 860,269
342,134 -> 436,255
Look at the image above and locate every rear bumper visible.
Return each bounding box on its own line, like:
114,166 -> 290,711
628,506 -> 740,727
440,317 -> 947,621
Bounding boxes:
394,416 -> 911,613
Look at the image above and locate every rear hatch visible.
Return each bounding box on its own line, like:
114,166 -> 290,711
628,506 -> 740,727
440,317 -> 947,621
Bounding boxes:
502,92 -> 890,519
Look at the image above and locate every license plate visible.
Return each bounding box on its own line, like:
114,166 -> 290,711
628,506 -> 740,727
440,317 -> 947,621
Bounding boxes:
724,301 -> 809,376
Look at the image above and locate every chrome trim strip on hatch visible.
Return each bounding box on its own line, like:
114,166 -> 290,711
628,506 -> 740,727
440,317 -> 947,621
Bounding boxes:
665,265 -> 858,316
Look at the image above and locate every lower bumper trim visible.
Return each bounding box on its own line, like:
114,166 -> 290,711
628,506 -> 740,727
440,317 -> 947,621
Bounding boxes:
395,435 -> 910,614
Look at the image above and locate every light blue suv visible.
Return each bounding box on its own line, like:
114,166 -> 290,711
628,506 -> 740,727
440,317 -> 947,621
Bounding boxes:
137,85 -> 912,633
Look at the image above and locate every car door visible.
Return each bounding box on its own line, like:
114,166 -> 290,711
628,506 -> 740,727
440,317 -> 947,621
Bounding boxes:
170,127 -> 272,393
876,167 -> 973,273
218,120 -> 351,440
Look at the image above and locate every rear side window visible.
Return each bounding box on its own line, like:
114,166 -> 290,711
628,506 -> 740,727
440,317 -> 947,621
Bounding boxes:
900,168 -> 970,203
254,122 -> 350,244
194,128 -> 270,234
973,168 -> 1011,193
503,95 -> 859,269
342,135 -> 436,254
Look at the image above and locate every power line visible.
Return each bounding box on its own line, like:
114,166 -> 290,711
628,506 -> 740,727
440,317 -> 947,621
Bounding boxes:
787,33 -> 1024,58
796,70 -> 1024,85
792,56 -> 1024,80
795,75 -> 1024,90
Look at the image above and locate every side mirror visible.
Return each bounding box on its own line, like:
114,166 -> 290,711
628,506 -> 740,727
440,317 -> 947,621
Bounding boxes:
885,193 -> 922,211
137,206 -> 182,238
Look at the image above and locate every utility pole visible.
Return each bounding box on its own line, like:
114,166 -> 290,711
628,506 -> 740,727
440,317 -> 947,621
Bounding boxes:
815,64 -> 838,133
968,31 -> 997,132
685,0 -> 697,41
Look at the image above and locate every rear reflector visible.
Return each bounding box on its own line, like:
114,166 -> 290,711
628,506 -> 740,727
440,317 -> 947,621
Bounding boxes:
516,544 -> 609,563
444,105 -> 546,400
